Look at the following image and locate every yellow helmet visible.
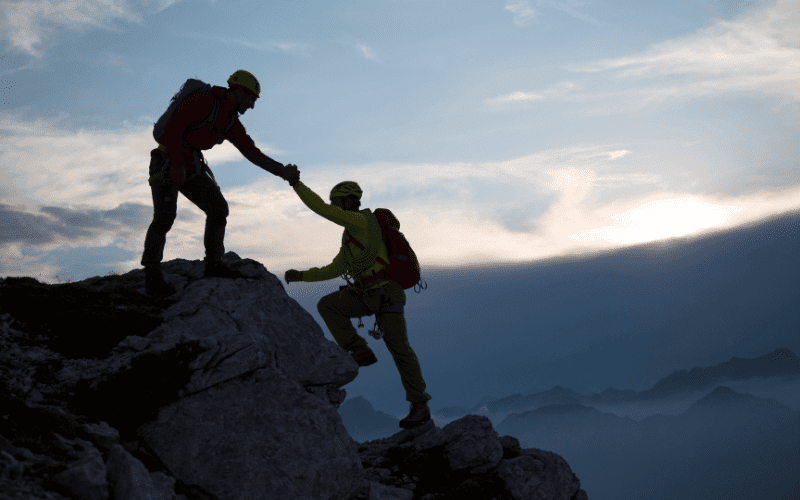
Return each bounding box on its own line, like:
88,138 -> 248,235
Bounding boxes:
330,181 -> 363,201
227,70 -> 260,98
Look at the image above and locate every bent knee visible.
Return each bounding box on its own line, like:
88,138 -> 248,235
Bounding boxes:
151,212 -> 177,231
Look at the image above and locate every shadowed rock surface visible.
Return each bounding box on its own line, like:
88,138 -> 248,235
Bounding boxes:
358,415 -> 587,500
0,252 -> 587,500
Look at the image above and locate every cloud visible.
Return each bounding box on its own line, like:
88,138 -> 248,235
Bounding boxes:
356,44 -> 379,61
182,35 -> 313,57
492,0 -> 800,114
506,0 -> 602,28
486,82 -> 579,106
505,1 -> 537,27
545,0 -> 602,26
0,0 -> 178,58
0,201 -> 151,247
571,0 -> 800,111
488,91 -> 545,104
607,150 -> 630,160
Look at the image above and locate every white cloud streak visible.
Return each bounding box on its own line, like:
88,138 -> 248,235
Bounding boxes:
505,1 -> 537,27
356,44 -> 379,61
1,0 -> 180,58
494,0 -> 800,112
486,82 -> 579,106
545,0 -> 602,26
582,0 -> 800,108
213,38 -> 314,57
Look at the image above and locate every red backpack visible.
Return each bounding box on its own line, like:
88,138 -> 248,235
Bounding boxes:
345,208 -> 422,290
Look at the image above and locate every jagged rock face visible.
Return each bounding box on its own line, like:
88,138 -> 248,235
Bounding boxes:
0,253 -> 366,500
356,414 -> 588,500
1,252 -> 588,500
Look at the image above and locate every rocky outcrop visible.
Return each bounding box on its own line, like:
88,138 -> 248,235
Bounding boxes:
357,415 -> 588,500
0,252 -> 587,500
0,253 -> 363,500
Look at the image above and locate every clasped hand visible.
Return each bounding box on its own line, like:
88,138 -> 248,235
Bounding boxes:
283,164 -> 300,186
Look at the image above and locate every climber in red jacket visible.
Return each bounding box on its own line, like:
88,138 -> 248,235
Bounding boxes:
141,70 -> 299,296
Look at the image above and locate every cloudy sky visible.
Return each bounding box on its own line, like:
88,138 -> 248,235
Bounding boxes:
2,0 -> 799,283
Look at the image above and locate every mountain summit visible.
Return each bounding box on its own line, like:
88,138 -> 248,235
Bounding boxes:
0,253 -> 587,500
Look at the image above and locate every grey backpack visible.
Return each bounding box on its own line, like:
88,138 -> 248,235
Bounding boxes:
152,78 -> 234,144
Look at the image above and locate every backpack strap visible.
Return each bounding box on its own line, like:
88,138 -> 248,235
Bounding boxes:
343,209 -> 391,286
344,229 -> 392,287
185,93 -> 235,145
345,231 -> 388,267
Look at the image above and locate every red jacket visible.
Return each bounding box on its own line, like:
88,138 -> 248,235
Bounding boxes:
154,86 -> 286,186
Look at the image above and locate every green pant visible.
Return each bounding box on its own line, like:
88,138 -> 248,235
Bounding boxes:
317,281 -> 432,404
141,154 -> 228,268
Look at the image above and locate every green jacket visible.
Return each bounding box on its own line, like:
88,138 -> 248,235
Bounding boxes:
294,181 -> 390,292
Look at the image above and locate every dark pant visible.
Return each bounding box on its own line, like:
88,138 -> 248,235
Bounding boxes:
141,162 -> 228,268
317,281 -> 432,404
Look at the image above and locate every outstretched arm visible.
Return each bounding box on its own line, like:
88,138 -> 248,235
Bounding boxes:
227,121 -> 289,179
285,250 -> 345,283
292,181 -> 369,232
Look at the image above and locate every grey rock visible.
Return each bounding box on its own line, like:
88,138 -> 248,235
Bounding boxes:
306,383 -> 349,409
368,482 -> 414,500
441,414 -> 504,473
81,421 -> 120,452
150,471 -> 178,500
0,254 -> 367,500
138,373 -> 364,500
357,414 -> 588,499
105,444 -> 162,500
496,448 -> 584,500
117,335 -> 153,352
51,439 -> 109,500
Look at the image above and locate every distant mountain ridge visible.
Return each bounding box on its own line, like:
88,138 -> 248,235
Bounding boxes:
427,347 -> 800,418
494,385 -> 800,500
337,396 -> 400,443
639,347 -> 800,399
587,346 -> 800,405
340,348 -> 800,465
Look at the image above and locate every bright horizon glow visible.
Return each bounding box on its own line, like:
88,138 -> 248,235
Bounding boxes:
572,197 -> 745,245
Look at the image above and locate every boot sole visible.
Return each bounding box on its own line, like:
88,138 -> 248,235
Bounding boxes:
399,416 -> 431,429
355,356 -> 377,367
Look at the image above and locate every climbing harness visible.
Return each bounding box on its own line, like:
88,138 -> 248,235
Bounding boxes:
148,148 -> 218,188
368,300 -> 405,340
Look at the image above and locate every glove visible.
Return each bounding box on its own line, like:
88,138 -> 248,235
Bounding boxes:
284,269 -> 303,283
283,164 -> 300,187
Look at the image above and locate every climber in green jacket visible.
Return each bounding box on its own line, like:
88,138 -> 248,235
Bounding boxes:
283,173 -> 432,429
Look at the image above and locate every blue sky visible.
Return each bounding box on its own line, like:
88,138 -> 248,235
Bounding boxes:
2,0 -> 799,282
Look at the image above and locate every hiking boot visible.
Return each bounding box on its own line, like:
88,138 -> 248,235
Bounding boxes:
144,267 -> 176,297
350,346 -> 377,367
399,401 -> 431,429
204,260 -> 245,279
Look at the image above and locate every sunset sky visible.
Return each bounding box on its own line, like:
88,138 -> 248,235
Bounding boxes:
2,0 -> 800,419
2,0 -> 799,282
